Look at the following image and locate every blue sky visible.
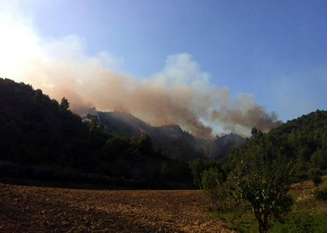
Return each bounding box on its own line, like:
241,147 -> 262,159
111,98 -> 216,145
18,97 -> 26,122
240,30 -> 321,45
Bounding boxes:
22,0 -> 327,121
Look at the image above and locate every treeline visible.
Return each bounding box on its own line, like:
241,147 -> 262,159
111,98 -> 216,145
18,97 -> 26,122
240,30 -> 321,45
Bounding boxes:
191,110 -> 327,189
0,78 -> 192,188
228,110 -> 327,181
1,78 -> 326,194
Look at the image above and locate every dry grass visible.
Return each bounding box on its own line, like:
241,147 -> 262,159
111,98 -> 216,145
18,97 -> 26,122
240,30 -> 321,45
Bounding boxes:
0,183 -> 232,233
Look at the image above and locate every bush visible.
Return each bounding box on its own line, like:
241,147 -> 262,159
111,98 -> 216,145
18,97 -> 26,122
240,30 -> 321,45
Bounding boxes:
314,189 -> 327,201
314,182 -> 327,201
201,167 -> 222,190
309,168 -> 322,186
201,167 -> 240,211
189,159 -> 222,188
201,168 -> 222,210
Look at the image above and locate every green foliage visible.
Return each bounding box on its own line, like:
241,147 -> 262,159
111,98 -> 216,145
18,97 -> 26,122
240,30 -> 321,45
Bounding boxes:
217,110 -> 327,232
207,110 -> 327,232
189,159 -> 206,187
228,110 -> 327,182
201,167 -> 239,211
213,177 -> 327,233
208,132 -> 297,233
231,139 -> 294,233
271,212 -> 326,233
201,167 -> 222,190
314,182 -> 327,201
201,168 -> 221,210
189,159 -> 222,188
271,110 -> 327,178
314,189 -> 327,201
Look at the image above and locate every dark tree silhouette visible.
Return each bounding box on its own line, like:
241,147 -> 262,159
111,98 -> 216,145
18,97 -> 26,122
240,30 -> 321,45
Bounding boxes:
0,78 -> 193,188
60,97 -> 70,110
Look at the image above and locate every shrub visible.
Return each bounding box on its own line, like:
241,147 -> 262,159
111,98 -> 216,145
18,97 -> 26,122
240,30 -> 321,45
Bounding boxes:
314,189 -> 327,201
201,168 -> 222,210
201,167 -> 240,211
201,167 -> 222,190
190,159 -> 223,188
309,168 -> 322,186
189,159 -> 206,188
314,182 -> 327,201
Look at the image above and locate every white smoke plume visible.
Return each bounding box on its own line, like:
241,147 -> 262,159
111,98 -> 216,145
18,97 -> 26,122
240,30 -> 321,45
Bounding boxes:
0,2 -> 281,137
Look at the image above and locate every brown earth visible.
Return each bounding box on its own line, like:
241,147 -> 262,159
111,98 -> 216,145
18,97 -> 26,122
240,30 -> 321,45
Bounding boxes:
0,183 -> 232,233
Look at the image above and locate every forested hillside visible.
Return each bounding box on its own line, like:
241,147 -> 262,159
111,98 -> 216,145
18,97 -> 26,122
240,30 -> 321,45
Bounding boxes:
0,78 -> 192,188
90,111 -> 205,161
0,78 -> 326,189
0,78 -> 93,168
86,112 -> 246,161
227,110 -> 326,180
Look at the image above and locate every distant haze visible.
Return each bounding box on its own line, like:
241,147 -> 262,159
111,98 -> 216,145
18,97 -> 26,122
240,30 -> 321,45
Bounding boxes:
0,3 -> 281,137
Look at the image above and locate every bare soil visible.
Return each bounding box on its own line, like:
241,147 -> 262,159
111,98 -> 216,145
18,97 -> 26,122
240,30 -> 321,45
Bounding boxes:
0,183 -> 232,233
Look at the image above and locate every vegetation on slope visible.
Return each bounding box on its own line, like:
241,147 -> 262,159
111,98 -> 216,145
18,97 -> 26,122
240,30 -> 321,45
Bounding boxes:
0,78 -> 192,188
190,110 -> 326,233
93,111 -> 205,161
228,110 -> 326,180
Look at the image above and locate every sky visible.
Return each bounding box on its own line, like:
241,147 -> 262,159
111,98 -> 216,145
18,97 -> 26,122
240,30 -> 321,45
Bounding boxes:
0,0 -> 326,126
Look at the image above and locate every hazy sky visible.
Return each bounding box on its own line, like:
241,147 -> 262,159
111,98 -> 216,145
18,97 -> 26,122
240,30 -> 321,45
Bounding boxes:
2,0 -> 327,122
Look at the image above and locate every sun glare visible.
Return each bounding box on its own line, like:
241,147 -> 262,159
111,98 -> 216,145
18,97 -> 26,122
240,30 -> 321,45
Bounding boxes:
0,15 -> 42,83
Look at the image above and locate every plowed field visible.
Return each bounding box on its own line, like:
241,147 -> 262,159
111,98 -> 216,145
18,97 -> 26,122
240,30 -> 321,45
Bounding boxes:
0,183 -> 232,233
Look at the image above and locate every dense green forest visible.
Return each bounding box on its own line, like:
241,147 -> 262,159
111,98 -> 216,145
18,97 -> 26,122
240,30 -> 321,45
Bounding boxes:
0,78 -> 191,188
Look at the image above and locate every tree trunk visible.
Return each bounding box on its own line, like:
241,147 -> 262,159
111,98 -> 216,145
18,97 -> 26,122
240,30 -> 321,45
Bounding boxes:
258,224 -> 268,233
258,218 -> 269,233
256,212 -> 269,233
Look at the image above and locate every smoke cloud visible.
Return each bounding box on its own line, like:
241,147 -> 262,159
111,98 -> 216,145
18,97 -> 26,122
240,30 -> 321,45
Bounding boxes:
0,3 -> 281,137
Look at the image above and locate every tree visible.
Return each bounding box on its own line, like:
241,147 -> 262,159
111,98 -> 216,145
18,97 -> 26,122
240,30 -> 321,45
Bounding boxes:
231,135 -> 294,233
201,167 -> 234,210
251,127 -> 263,138
132,134 -> 153,155
251,127 -> 259,137
189,159 -> 222,188
309,168 -> 322,186
189,159 -> 206,188
60,97 -> 70,110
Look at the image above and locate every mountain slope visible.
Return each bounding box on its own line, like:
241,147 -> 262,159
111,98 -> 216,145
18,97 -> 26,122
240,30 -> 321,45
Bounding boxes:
92,111 -> 205,160
228,110 -> 327,179
0,78 -> 192,187
90,111 -> 246,161
210,134 -> 246,160
96,111 -> 154,137
0,78 -> 93,168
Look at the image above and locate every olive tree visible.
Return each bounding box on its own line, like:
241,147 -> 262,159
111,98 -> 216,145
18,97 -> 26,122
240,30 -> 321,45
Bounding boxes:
230,135 -> 294,233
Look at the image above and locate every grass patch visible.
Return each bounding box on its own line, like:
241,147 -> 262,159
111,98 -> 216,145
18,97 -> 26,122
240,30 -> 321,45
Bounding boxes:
211,208 -> 258,233
271,212 -> 326,233
211,178 -> 327,233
